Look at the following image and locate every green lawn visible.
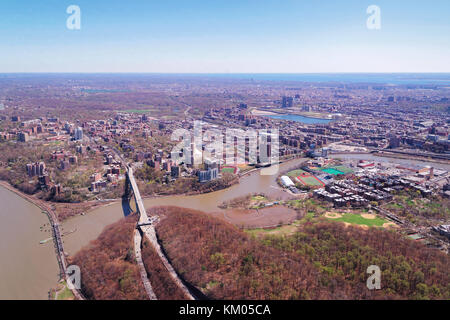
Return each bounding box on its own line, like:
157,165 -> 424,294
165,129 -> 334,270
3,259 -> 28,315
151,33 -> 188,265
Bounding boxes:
331,213 -> 387,227
56,283 -> 74,300
287,169 -> 307,177
251,195 -> 266,201
245,220 -> 301,237
387,203 -> 404,210
331,165 -> 353,174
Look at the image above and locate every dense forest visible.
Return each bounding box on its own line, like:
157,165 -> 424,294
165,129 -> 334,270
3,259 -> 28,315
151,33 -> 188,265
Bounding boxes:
141,237 -> 189,300
70,211 -> 188,300
154,206 -> 321,299
155,206 -> 450,300
70,214 -> 148,300
265,223 -> 449,299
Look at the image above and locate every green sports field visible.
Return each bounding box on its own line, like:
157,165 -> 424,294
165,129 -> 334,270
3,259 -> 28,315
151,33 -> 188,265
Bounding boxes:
332,213 -> 387,227
320,165 -> 353,175
321,168 -> 344,175
298,175 -> 324,186
221,167 -> 235,173
331,165 -> 353,174
287,169 -> 308,177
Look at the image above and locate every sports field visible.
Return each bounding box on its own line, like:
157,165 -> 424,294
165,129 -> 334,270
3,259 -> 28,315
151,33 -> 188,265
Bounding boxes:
286,168 -> 325,187
287,169 -> 308,177
326,212 -> 387,227
321,168 -> 344,175
298,175 -> 325,186
320,166 -> 352,175
332,165 -> 353,174
221,166 -> 236,174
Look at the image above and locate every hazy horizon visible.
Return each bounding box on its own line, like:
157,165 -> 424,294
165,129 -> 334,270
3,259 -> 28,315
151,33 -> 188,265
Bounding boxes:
1,72 -> 449,85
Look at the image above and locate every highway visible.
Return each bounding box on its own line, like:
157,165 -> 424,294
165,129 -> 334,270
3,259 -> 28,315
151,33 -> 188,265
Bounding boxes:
134,230 -> 157,300
127,167 -> 149,225
111,146 -> 195,300
126,166 -> 195,300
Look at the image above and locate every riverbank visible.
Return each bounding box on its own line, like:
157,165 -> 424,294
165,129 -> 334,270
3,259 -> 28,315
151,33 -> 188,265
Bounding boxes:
0,179 -> 117,221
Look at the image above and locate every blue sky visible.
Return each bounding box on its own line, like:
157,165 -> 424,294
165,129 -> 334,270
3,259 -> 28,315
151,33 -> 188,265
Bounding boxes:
0,0 -> 449,73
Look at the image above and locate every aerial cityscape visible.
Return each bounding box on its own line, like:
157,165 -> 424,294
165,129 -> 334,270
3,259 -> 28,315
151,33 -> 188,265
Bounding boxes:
0,0 -> 449,310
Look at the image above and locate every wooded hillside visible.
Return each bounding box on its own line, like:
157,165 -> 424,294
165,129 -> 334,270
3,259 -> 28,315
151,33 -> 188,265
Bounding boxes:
70,214 -> 148,300
72,206 -> 449,300
155,206 -> 449,300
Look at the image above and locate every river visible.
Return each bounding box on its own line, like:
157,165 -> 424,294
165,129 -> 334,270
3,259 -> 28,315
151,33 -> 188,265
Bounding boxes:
0,186 -> 59,300
62,157 -> 308,255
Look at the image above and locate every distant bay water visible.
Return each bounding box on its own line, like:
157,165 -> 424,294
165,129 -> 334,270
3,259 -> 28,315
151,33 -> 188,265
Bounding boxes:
202,73 -> 450,85
143,73 -> 450,85
0,73 -> 449,85
265,114 -> 332,124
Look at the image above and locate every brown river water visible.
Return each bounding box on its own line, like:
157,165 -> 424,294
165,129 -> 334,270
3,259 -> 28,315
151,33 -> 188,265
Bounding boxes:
62,158 -> 307,255
0,187 -> 59,299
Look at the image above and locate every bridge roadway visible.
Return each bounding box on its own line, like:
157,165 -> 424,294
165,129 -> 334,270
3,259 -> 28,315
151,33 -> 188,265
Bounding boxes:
127,167 -> 149,225
126,166 -> 195,300
134,230 -> 157,300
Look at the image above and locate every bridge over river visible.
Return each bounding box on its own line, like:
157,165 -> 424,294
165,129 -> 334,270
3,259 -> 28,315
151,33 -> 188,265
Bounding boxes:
125,165 -> 195,300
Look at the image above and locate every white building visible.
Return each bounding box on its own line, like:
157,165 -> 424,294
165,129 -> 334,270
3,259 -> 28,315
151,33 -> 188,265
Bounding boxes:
280,175 -> 294,188
74,127 -> 83,141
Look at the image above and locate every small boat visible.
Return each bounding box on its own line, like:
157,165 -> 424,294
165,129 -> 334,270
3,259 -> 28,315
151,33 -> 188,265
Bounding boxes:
62,228 -> 77,237
40,238 -> 52,244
